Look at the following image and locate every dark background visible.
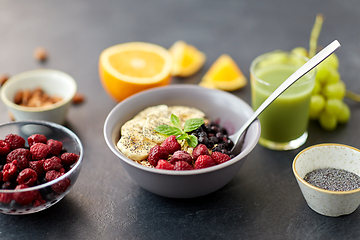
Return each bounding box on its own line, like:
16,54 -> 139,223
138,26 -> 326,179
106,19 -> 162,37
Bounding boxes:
1,0 -> 360,239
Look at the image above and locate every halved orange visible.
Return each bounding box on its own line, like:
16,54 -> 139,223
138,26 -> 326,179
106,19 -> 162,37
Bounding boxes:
199,54 -> 247,91
169,40 -> 206,77
99,42 -> 173,102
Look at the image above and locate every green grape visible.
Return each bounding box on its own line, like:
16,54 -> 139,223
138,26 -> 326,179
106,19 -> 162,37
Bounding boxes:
315,63 -> 330,84
337,102 -> 351,124
312,80 -> 322,94
322,81 -> 346,99
325,67 -> 340,85
309,94 -> 325,119
291,47 -> 308,57
258,52 -> 288,68
325,98 -> 343,115
319,111 -> 338,131
323,53 -> 339,70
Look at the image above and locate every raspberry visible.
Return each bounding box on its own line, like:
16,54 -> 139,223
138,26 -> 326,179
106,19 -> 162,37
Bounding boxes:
0,140 -> 11,156
4,134 -> 25,150
160,135 -> 181,155
194,155 -> 216,169
211,151 -> 231,164
47,139 -> 63,156
17,168 -> 38,186
2,162 -> 18,182
45,170 -> 62,182
60,152 -> 79,166
174,161 -> 193,171
27,134 -> 47,147
6,148 -> 31,170
43,156 -> 62,171
192,144 -> 210,160
0,192 -> 12,203
155,160 -> 174,170
169,150 -> 193,165
51,178 -> 70,194
13,184 -> 35,205
30,143 -> 51,160
147,145 -> 168,167
29,159 -> 45,176
33,199 -> 46,207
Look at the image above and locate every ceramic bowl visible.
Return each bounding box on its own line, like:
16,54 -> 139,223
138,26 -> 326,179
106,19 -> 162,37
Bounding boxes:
0,69 -> 77,125
103,84 -> 261,198
293,143 -> 360,217
0,121 -> 83,215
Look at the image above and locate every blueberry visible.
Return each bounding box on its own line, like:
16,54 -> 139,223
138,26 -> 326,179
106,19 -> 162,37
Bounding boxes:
198,136 -> 209,145
207,141 -> 214,149
198,132 -> 207,138
209,136 -> 218,144
210,126 -> 219,133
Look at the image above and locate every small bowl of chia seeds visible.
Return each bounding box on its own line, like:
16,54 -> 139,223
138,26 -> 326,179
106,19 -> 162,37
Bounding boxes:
293,143 -> 360,217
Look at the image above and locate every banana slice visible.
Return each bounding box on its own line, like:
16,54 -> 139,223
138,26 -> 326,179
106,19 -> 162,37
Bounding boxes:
116,133 -> 157,161
134,105 -> 168,120
142,112 -> 172,144
121,118 -> 146,136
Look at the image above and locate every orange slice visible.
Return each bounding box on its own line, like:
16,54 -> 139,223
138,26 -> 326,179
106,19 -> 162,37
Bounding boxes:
169,40 -> 206,77
199,54 -> 247,91
99,42 -> 172,102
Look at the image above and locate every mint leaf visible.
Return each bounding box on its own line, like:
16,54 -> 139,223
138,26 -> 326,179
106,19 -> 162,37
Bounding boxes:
170,114 -> 181,128
186,134 -> 198,148
183,118 -> 204,133
176,133 -> 188,140
154,125 -> 182,136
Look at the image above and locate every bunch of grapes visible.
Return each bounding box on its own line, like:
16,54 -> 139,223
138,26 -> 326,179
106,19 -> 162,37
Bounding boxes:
292,47 -> 350,131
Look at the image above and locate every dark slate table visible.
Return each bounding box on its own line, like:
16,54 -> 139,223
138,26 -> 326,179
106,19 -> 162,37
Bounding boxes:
1,0 -> 360,239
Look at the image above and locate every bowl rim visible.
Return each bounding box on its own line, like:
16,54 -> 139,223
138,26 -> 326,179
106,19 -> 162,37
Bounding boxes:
0,120 -> 84,193
0,69 -> 77,112
104,84 -> 261,176
292,143 -> 360,195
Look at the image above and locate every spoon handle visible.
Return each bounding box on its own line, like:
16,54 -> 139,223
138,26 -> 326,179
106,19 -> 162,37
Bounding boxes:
238,40 -> 341,140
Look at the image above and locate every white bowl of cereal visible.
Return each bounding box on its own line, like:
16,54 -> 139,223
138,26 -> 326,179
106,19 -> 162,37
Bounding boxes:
104,84 -> 260,198
0,69 -> 77,125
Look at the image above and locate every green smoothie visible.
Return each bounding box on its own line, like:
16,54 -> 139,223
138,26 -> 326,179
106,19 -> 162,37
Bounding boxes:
251,63 -> 315,143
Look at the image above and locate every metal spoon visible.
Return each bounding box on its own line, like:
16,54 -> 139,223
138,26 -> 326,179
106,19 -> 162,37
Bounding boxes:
229,40 -> 341,155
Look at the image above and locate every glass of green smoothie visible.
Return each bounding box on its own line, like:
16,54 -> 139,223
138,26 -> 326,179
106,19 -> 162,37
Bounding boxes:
250,51 -> 316,150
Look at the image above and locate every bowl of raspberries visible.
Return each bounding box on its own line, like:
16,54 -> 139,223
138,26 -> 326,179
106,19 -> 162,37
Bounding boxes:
0,120 -> 83,214
104,85 -> 260,198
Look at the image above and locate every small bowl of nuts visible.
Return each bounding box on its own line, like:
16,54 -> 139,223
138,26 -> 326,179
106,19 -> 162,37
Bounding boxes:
0,120 -> 83,215
0,69 -> 77,125
293,143 -> 360,217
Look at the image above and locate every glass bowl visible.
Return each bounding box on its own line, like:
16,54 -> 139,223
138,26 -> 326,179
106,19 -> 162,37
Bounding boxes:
0,121 -> 83,215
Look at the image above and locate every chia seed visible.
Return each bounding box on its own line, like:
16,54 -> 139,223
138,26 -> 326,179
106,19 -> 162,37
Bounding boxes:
304,167 -> 360,191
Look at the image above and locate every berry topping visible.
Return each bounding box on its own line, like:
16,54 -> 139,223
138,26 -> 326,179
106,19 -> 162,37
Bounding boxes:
160,135 -> 181,155
43,156 -> 62,171
2,162 -> 18,182
17,168 -> 38,186
60,152 -> 79,166
155,160 -> 174,170
0,140 -> 11,156
6,148 -> 31,170
192,144 -> 209,160
27,134 -> 47,147
211,151 -> 231,164
30,143 -> 51,160
4,134 -> 25,150
169,150 -> 193,165
194,155 -> 216,169
174,161 -> 193,170
148,145 -> 168,167
13,184 -> 35,205
47,139 -> 63,156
